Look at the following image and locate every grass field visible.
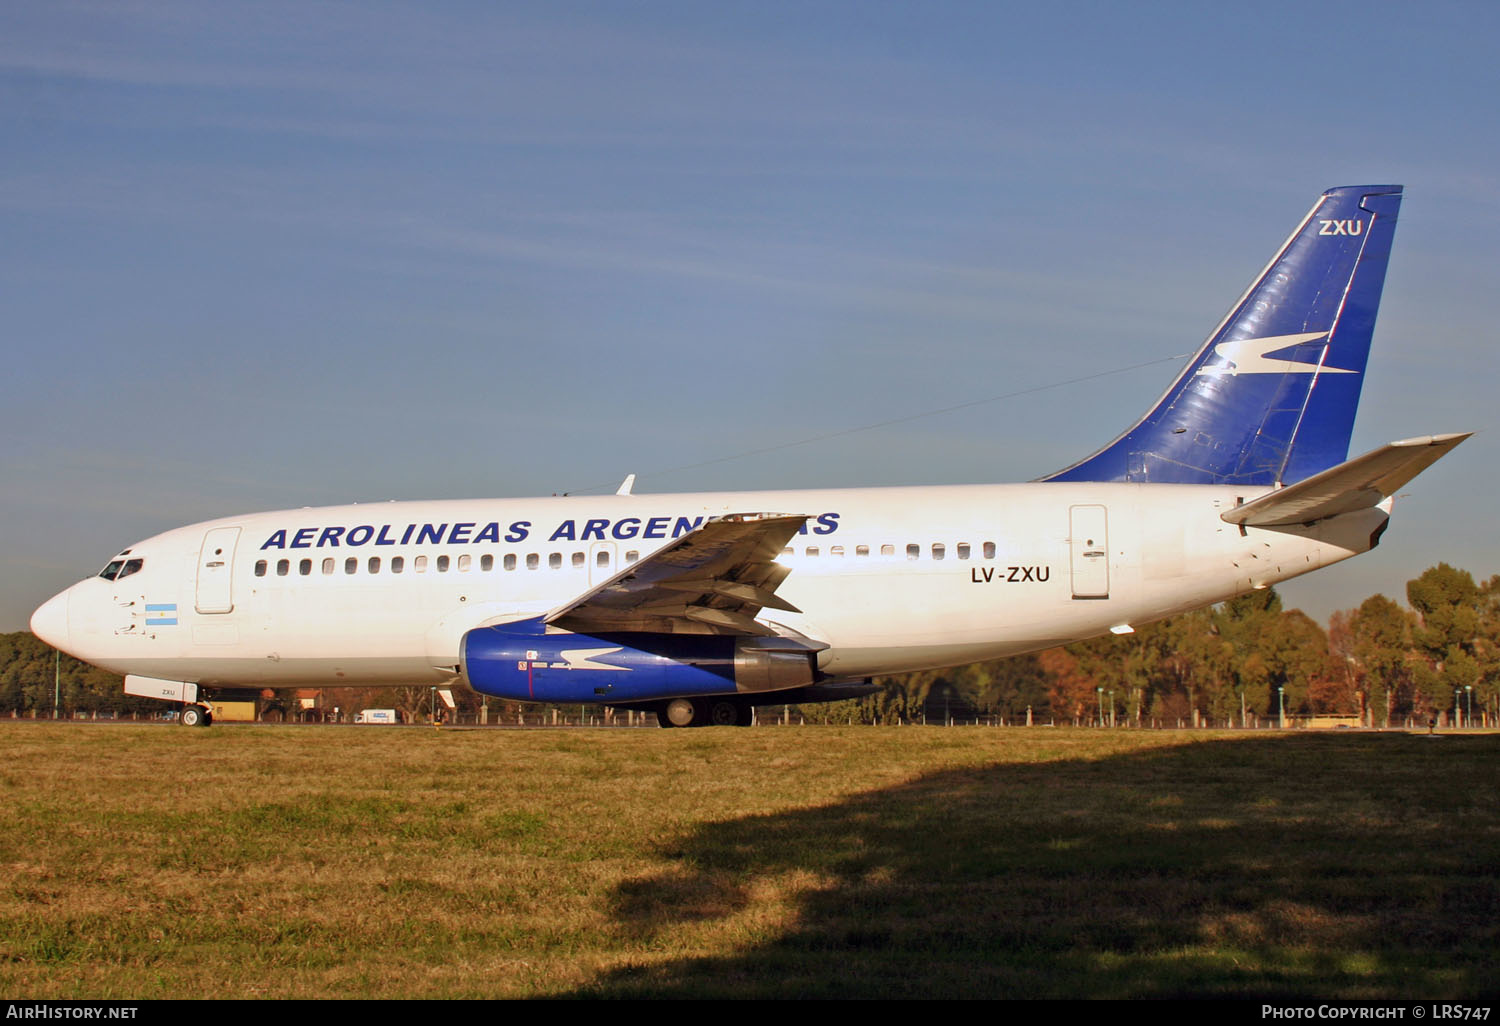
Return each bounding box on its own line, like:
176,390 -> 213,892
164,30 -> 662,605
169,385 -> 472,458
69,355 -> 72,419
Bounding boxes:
0,721 -> 1496,999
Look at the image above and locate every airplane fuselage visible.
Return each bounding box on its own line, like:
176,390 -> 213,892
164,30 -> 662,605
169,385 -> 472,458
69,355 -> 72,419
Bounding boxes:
36,481 -> 1387,691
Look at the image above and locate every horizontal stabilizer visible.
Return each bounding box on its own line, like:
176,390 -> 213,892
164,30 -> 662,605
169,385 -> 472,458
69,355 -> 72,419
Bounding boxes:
1221,433 -> 1471,527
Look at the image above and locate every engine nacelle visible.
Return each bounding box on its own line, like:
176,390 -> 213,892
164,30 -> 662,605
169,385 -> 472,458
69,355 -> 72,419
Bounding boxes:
461,618 -> 818,704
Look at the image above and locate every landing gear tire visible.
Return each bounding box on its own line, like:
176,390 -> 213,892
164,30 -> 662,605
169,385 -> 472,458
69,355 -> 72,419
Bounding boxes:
180,705 -> 210,728
662,698 -> 698,728
707,699 -> 743,727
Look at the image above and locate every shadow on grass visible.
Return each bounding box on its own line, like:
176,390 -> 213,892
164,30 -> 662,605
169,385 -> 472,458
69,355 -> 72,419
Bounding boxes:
579,732 -> 1500,999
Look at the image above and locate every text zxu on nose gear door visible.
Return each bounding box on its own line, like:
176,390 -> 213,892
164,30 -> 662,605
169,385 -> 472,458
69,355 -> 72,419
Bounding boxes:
196,527 -> 241,614
1069,505 -> 1109,600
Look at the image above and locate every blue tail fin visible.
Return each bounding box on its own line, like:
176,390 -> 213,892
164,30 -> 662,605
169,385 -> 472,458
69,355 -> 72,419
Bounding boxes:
1045,185 -> 1403,486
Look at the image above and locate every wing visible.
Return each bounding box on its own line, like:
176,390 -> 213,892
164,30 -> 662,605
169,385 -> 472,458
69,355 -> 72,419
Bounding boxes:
545,513 -> 809,636
1221,432 -> 1471,528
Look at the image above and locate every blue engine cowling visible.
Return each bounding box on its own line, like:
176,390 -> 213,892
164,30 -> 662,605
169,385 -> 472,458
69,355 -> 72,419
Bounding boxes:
461,617 -> 819,704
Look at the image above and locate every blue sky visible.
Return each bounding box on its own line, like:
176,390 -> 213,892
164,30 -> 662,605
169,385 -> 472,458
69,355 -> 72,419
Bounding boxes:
3,1 -> 1497,631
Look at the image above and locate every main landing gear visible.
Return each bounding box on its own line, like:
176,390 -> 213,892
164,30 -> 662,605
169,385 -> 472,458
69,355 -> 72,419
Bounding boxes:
179,704 -> 213,728
656,697 -> 753,728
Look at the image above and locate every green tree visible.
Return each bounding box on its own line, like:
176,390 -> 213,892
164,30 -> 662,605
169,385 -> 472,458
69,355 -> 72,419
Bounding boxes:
1339,595 -> 1416,726
933,655 -> 1052,721
1407,564 -> 1483,723
1474,575 -> 1500,726
0,632 -> 143,717
1212,590 -> 1282,719
1271,610 -> 1340,714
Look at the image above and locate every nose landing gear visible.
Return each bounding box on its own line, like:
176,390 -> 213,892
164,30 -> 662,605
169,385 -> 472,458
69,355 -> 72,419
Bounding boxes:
180,704 -> 213,727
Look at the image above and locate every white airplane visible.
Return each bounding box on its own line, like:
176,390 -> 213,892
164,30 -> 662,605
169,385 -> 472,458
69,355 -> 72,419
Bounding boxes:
30,185 -> 1468,728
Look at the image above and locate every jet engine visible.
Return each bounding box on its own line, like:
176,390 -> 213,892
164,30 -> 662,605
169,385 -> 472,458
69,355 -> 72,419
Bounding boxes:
461,617 -> 819,705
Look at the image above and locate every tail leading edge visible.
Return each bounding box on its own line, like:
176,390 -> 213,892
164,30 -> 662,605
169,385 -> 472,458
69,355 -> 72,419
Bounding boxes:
1045,185 -> 1403,486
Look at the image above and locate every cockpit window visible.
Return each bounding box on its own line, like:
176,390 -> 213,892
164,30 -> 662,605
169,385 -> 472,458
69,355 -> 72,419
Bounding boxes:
98,558 -> 144,581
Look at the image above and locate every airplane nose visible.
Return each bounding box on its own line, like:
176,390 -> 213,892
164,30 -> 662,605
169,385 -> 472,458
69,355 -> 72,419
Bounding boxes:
30,589 -> 70,650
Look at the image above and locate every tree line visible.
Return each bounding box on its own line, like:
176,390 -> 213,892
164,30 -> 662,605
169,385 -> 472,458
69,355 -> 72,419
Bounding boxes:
3,563 -> 1495,727
808,563 -> 1498,728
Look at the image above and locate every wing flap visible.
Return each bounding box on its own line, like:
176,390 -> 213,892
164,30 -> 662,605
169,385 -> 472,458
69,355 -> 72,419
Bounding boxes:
655,577 -> 802,612
545,513 -> 808,635
1222,432 -> 1471,527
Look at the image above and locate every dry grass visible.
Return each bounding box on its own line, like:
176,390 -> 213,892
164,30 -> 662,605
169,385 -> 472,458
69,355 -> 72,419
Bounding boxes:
0,722 -> 1495,998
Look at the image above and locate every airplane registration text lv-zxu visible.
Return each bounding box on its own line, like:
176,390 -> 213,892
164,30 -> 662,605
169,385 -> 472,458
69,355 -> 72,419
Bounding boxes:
31,186 -> 1469,728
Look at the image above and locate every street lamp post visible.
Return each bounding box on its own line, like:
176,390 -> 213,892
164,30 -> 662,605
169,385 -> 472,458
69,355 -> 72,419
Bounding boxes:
1466,686 -> 1474,729
1096,687 -> 1104,728
1278,686 -> 1285,729
1454,688 -> 1463,730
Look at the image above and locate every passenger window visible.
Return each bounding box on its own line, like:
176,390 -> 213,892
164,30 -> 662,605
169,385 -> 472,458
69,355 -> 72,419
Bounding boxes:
806,546 -> 819,557
549,553 -> 562,569
881,544 -> 895,556
276,559 -> 290,577
436,555 -> 450,572
300,559 -> 312,576
983,541 -> 996,559
830,545 -> 844,556
504,554 -> 517,571
480,554 -> 493,571
526,553 -> 539,569
322,558 -> 335,575
254,560 -> 267,577
957,543 -> 970,560
906,544 -> 920,560
782,546 -> 793,555
345,557 -> 357,574
626,551 -> 639,564
596,551 -> 609,567
392,556 -> 405,574
368,557 -> 381,574
856,545 -> 869,556
932,543 -> 945,561
457,554 -> 471,572
414,556 -> 428,573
